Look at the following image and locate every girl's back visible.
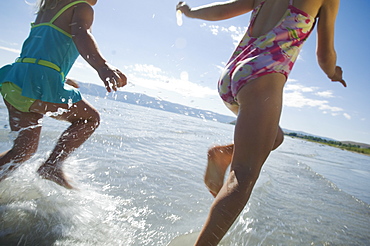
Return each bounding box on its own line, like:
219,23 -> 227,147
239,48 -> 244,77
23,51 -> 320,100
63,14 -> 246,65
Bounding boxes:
251,0 -> 323,37
34,0 -> 88,35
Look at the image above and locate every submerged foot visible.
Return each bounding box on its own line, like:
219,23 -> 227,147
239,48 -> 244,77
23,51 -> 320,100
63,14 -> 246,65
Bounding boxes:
204,144 -> 234,197
37,164 -> 73,189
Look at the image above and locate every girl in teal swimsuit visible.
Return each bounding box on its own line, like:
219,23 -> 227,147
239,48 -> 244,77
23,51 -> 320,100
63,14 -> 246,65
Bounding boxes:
0,0 -> 127,189
177,0 -> 346,244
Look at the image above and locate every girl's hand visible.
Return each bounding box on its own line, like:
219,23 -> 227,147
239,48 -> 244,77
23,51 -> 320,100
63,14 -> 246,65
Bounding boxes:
175,0 -> 253,21
98,64 -> 127,92
176,2 -> 191,16
329,66 -> 346,87
65,78 -> 80,88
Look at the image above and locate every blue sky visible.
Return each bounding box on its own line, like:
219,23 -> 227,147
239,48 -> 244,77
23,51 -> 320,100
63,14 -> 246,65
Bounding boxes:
0,1 -> 369,144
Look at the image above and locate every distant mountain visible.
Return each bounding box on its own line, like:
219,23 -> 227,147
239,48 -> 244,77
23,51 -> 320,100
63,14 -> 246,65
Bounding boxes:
282,129 -> 336,141
78,82 -> 236,124
283,129 -> 370,149
341,141 -> 370,149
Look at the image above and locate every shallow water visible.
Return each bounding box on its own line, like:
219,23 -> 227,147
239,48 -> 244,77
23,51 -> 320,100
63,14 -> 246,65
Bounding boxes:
0,96 -> 369,245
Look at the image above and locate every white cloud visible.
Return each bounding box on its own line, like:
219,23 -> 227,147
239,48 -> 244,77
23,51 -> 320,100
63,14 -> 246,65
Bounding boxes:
208,25 -> 220,35
283,81 -> 345,116
124,64 -> 218,98
285,83 -> 317,93
0,46 -> 20,54
318,104 -> 342,112
122,65 -> 349,118
343,113 -> 351,120
284,91 -> 329,108
130,64 -> 162,77
73,60 -> 92,70
315,90 -> 334,98
200,23 -> 246,46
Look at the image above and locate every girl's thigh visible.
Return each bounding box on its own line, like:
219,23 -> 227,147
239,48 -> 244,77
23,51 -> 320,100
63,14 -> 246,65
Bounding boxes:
5,99 -> 43,131
3,100 -> 43,161
29,98 -> 99,123
231,73 -> 286,166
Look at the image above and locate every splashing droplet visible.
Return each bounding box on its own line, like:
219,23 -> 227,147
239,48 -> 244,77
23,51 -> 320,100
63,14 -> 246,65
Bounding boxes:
176,10 -> 183,26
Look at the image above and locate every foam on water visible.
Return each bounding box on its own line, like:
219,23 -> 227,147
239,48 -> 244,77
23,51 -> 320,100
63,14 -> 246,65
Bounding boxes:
0,158 -> 139,245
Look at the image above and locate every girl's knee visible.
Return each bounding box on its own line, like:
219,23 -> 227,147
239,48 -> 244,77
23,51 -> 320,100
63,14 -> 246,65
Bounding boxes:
90,110 -> 100,128
78,105 -> 100,128
273,134 -> 284,150
272,128 -> 284,150
77,110 -> 100,133
228,167 -> 260,193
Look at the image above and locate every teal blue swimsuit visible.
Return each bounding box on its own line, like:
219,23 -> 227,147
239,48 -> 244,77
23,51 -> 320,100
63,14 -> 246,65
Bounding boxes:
0,1 -> 87,104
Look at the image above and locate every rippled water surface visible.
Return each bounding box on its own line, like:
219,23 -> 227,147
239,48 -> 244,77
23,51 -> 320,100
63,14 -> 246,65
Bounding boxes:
1,96 -> 369,245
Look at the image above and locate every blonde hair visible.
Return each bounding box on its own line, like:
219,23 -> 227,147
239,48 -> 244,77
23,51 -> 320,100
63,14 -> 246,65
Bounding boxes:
36,0 -> 61,13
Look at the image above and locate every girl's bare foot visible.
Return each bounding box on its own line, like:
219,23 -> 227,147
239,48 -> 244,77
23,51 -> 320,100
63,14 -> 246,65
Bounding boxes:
204,145 -> 233,197
37,164 -> 73,189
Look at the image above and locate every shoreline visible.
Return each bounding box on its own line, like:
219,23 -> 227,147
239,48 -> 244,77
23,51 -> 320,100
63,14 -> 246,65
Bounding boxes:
285,133 -> 370,156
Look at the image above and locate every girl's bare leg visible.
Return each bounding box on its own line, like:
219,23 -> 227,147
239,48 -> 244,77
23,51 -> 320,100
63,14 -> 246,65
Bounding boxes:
0,100 -> 43,181
30,98 -> 100,189
196,73 -> 286,245
205,117 -> 284,197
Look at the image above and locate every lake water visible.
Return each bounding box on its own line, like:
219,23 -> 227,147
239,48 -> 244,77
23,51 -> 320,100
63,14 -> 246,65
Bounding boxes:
0,95 -> 369,246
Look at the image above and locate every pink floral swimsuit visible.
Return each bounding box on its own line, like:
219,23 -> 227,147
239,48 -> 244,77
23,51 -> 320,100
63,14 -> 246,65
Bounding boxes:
218,0 -> 316,104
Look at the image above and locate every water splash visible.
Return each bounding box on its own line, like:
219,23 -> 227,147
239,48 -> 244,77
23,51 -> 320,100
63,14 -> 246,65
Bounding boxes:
24,0 -> 37,6
45,108 -> 69,117
176,10 -> 183,26
0,159 -> 139,245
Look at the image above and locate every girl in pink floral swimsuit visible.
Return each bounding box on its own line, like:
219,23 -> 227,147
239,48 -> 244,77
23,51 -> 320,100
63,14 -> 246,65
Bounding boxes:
219,0 -> 316,104
177,0 -> 346,245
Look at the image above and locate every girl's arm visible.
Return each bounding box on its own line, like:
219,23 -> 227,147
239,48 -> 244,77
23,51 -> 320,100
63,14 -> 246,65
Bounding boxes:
65,78 -> 79,88
316,0 -> 346,87
71,3 -> 126,91
177,0 -> 254,21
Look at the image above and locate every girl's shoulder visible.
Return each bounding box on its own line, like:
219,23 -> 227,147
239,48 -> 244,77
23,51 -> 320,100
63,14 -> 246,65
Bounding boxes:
34,1 -> 93,34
